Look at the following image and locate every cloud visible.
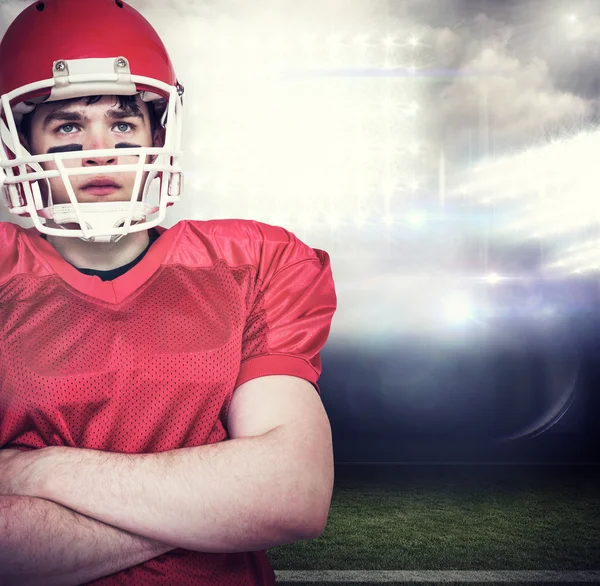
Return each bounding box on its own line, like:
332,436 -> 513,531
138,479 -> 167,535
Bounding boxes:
431,27 -> 465,69
420,12 -> 595,175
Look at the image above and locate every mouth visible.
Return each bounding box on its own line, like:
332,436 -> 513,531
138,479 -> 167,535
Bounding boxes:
81,177 -> 121,196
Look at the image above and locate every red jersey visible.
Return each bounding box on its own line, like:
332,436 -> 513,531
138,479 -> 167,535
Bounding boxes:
0,219 -> 337,585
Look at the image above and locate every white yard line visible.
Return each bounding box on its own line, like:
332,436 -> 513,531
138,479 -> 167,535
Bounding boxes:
275,570 -> 600,582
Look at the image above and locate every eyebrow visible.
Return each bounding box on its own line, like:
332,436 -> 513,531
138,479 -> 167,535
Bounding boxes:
42,107 -> 145,130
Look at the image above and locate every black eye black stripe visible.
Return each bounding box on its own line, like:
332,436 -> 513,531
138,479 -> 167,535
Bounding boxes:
46,143 -> 142,154
47,144 -> 83,153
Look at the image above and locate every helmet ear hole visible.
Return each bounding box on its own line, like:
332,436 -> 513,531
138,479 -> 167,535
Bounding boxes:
35,2 -> 44,11
115,0 -> 124,7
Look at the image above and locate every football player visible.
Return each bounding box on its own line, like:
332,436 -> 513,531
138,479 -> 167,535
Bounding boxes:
0,1 -> 336,585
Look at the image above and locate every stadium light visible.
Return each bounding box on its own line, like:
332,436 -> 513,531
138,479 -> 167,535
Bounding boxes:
486,272 -> 502,285
408,211 -> 426,227
444,293 -> 473,325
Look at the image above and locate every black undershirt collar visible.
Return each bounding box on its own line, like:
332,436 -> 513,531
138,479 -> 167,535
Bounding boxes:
41,228 -> 160,282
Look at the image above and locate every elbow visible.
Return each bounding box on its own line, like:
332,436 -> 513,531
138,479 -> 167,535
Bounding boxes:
301,461 -> 335,539
295,508 -> 329,540
278,429 -> 335,541
306,515 -> 328,539
287,482 -> 333,540
283,512 -> 327,542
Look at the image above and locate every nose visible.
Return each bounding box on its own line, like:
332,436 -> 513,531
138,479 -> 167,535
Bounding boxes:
82,132 -> 117,166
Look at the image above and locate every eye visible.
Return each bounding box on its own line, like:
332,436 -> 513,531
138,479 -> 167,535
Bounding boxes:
115,122 -> 134,132
57,124 -> 78,134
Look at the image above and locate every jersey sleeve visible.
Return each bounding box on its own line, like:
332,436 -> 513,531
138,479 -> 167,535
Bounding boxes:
234,226 -> 337,394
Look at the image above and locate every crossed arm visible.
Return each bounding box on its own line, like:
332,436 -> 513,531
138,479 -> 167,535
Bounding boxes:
0,496 -> 177,586
0,376 -> 334,585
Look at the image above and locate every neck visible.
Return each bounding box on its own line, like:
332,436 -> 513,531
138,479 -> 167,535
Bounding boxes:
46,228 -> 151,271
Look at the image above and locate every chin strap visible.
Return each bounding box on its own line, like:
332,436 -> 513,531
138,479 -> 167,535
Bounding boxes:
38,201 -> 159,242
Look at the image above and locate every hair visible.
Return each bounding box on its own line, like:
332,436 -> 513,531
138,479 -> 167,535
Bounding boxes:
19,94 -> 161,145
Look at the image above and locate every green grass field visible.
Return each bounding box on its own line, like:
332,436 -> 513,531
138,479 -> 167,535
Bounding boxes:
267,464 -> 600,585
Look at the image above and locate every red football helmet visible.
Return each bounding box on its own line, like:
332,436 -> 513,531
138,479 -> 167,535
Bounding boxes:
0,0 -> 184,242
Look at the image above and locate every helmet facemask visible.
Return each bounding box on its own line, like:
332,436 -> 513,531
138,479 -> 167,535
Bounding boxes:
0,56 -> 183,243
0,0 -> 185,244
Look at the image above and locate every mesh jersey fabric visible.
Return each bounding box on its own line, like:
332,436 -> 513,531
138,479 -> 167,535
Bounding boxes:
0,218 -> 337,586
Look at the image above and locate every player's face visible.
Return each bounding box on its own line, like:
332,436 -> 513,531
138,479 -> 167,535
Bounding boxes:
26,95 -> 156,206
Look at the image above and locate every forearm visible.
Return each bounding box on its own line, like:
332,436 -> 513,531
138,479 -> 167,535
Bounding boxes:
0,495 -> 176,586
31,428 -> 323,553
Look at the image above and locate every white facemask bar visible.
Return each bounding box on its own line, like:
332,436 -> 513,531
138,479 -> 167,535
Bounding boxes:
0,59 -> 184,242
4,147 -> 179,238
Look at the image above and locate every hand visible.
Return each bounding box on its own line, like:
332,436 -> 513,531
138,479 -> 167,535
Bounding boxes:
0,448 -> 43,497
